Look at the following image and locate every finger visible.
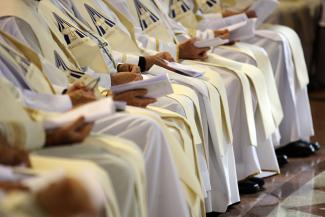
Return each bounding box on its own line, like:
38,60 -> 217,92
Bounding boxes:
198,47 -> 210,52
134,74 -> 143,81
112,72 -> 137,85
66,116 -> 86,130
161,64 -> 177,72
25,157 -> 32,168
131,66 -> 141,74
162,52 -> 175,62
68,131 -> 85,143
75,123 -> 93,137
114,89 -> 147,100
198,51 -> 208,60
135,98 -> 156,108
68,124 -> 92,143
190,37 -> 198,43
71,81 -> 86,90
225,41 -> 236,46
131,89 -> 148,97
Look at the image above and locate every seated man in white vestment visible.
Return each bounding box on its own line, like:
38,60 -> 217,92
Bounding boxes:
40,0 -> 245,213
107,0 -> 281,200
0,74 -> 151,217
0,5 -> 200,215
199,0 -> 317,158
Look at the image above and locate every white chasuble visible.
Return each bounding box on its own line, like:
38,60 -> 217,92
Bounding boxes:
0,77 -> 45,151
0,0 -> 98,86
0,31 -> 55,95
71,0 -> 142,56
126,106 -> 206,217
39,0 -> 116,74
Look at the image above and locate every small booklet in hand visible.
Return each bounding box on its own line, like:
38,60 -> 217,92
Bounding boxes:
164,61 -> 205,77
228,18 -> 257,41
111,74 -> 173,98
194,37 -> 230,48
210,13 -> 256,41
43,98 -> 115,129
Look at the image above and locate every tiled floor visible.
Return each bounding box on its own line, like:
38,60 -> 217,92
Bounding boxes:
211,90 -> 325,217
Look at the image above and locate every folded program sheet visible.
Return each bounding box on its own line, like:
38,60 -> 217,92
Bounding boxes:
194,37 -> 230,48
228,18 -> 257,41
111,73 -> 173,98
200,13 -> 248,31
164,61 -> 205,77
43,97 -> 115,129
198,13 -> 256,41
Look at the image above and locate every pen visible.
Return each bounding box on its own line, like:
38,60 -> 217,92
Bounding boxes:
86,77 -> 101,90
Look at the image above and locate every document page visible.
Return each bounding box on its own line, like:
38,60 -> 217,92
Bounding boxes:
195,37 -> 230,48
43,97 -> 115,129
111,74 -> 173,98
228,18 -> 257,41
207,13 -> 248,30
165,61 -> 205,77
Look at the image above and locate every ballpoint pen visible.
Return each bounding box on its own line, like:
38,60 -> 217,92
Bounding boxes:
86,77 -> 101,91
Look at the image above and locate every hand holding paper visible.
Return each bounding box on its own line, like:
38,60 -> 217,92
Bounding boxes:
43,98 -> 115,130
164,61 -> 205,77
111,74 -> 173,98
194,38 -> 230,48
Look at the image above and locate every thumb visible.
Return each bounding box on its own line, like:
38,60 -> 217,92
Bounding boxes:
131,89 -> 148,97
67,116 -> 86,130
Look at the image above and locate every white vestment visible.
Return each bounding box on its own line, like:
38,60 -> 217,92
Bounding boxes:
0,18 -> 191,217
194,0 -> 315,146
107,0 -> 281,212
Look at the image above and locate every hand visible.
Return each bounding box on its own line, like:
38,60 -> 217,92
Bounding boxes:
113,89 -> 156,108
144,52 -> 176,71
111,72 -> 143,86
0,181 -> 30,192
0,134 -> 10,146
222,10 -> 239,17
178,38 -> 210,60
117,64 -> 141,74
67,82 -> 96,107
0,146 -> 32,168
214,29 -> 230,39
45,117 -> 93,147
36,177 -> 98,217
245,10 -> 257,18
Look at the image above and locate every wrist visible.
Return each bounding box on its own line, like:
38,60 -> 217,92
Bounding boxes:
138,56 -> 147,72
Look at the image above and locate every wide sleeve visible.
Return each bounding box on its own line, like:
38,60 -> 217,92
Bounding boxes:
134,27 -> 178,59
0,77 -> 46,151
0,17 -> 42,54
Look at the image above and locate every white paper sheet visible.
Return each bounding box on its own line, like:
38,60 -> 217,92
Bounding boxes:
0,166 -> 35,182
43,97 -> 115,129
148,65 -> 209,97
249,0 -> 279,27
194,37 -> 230,48
229,18 -> 257,41
209,13 -> 248,30
111,74 -> 173,98
202,13 -> 256,41
219,20 -> 248,32
165,61 -> 205,77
